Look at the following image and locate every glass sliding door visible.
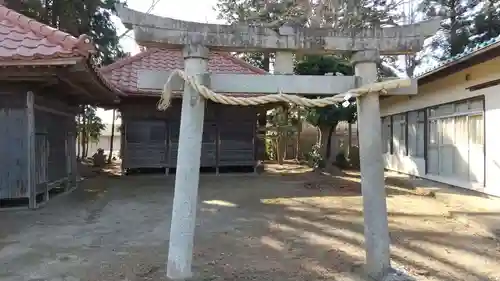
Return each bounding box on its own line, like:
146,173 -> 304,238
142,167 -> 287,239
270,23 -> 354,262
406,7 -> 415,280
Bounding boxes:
392,114 -> 407,155
426,98 -> 484,185
381,117 -> 392,154
468,114 -> 484,183
407,111 -> 418,157
427,119 -> 439,174
453,115 -> 469,180
438,117 -> 454,177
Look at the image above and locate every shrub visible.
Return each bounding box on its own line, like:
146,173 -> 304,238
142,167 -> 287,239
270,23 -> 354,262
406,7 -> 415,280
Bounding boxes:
306,143 -> 325,169
335,151 -> 349,169
265,138 -> 275,160
349,146 -> 360,169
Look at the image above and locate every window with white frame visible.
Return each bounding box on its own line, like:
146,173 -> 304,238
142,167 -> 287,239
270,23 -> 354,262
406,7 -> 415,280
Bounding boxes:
407,110 -> 425,157
426,98 -> 484,184
381,116 -> 392,154
392,114 -> 407,155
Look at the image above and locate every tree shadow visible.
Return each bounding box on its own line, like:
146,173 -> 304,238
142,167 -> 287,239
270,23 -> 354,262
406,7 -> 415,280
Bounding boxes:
9,168 -> 495,281
194,174 -> 499,281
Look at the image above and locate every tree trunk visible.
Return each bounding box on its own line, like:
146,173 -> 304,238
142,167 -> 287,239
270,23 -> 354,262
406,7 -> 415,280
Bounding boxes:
347,122 -> 352,158
295,109 -> 302,160
325,125 -> 335,160
44,0 -> 50,24
277,134 -> 284,165
258,108 -> 267,161
85,140 -> 89,158
319,122 -> 338,164
107,109 -> 116,164
272,137 -> 279,162
273,105 -> 287,165
319,127 -> 329,160
85,109 -> 91,158
76,113 -> 81,159
263,53 -> 270,72
283,138 -> 287,160
356,124 -> 359,145
4,0 -> 23,11
51,0 -> 58,27
77,135 -> 81,159
81,106 -> 87,159
282,105 -> 289,161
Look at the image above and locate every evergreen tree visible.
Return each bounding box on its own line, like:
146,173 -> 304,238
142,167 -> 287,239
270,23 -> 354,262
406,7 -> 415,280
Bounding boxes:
216,0 -> 404,70
78,106 -> 106,159
418,0 -> 474,60
470,0 -> 500,45
295,55 -> 356,162
215,0 -> 403,164
6,0 -> 127,65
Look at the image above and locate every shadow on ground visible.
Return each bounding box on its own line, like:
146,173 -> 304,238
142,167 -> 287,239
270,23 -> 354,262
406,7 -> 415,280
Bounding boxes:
0,162 -> 498,281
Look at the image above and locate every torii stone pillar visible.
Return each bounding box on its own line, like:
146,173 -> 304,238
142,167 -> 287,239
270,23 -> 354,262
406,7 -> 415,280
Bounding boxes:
352,50 -> 391,280
166,43 -> 209,280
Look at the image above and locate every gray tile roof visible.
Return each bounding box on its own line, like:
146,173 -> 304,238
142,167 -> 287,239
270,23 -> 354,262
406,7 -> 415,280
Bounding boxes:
415,35 -> 500,79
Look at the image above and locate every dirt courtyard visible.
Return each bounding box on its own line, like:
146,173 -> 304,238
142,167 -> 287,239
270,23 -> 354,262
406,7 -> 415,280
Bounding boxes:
0,166 -> 499,281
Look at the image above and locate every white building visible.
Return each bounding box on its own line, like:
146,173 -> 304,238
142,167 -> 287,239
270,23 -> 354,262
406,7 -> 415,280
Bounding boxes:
78,123 -> 121,158
380,38 -> 500,196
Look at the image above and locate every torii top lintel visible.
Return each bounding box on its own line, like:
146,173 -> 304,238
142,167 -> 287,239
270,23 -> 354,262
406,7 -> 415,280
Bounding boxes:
116,5 -> 441,55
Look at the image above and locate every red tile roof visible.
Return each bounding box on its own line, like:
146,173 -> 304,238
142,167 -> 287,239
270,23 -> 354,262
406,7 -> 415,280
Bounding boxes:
0,4 -> 94,61
0,4 -> 123,102
100,48 -> 268,95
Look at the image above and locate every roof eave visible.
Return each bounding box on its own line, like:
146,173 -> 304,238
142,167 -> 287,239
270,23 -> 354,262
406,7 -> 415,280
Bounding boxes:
418,41 -> 500,85
0,57 -> 81,66
99,48 -> 269,97
53,59 -> 122,105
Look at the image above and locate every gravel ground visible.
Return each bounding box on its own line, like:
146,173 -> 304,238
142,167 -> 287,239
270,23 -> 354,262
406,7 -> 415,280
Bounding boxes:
0,164 -> 498,281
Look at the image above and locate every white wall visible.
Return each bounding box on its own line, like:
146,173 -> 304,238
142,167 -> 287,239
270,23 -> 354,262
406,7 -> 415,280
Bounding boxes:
76,136 -> 121,158
75,123 -> 122,159
89,136 -> 121,157
380,56 -> 500,196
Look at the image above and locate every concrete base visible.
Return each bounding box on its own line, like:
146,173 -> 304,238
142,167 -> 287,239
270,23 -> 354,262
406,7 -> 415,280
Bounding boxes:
166,277 -> 198,281
347,265 -> 418,281
381,268 -> 417,281
382,275 -> 416,281
163,273 -> 417,281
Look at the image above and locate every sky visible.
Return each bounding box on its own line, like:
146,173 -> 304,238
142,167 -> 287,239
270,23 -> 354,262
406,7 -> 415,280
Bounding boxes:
97,0 -> 434,124
97,0 -> 223,124
115,0 -> 224,55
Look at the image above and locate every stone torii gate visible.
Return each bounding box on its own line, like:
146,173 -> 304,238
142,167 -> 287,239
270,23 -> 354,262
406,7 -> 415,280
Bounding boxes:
116,6 -> 440,281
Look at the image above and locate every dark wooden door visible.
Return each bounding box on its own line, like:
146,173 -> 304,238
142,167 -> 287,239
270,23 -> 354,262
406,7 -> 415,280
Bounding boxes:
125,120 -> 167,168
168,121 -> 217,168
35,133 -> 48,194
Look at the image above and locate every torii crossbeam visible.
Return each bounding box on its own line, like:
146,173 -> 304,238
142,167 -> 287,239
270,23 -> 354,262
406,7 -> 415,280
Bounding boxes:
116,5 -> 440,55
115,5 -> 440,281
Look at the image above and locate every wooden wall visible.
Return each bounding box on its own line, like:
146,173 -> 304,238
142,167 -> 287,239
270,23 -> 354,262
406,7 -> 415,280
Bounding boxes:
121,98 -> 265,170
0,93 -> 29,199
0,91 -> 78,200
34,94 -> 77,185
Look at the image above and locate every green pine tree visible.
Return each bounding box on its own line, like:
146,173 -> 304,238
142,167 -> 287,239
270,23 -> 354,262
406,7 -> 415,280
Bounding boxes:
418,0 -> 473,60
470,0 -> 500,45
6,0 -> 128,65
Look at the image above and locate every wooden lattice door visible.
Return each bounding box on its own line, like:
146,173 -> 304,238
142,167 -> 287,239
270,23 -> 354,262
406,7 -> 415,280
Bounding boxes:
35,133 -> 48,193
